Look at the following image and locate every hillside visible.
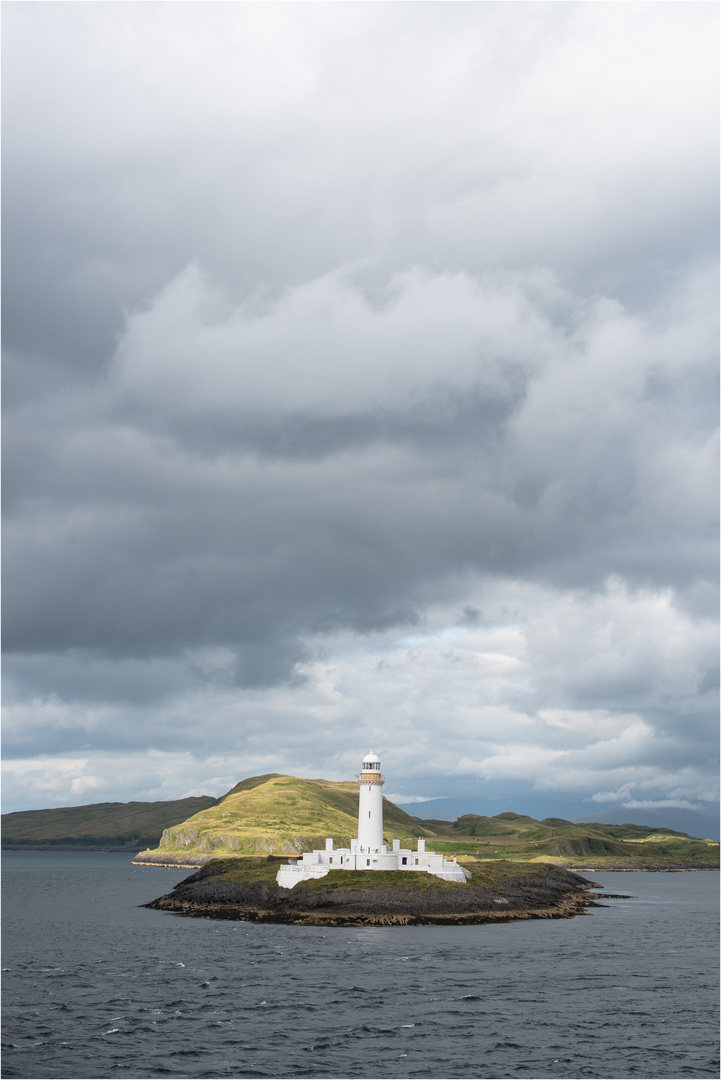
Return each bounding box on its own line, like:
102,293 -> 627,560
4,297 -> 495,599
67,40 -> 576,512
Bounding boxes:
132,775 -> 719,870
4,776 -> 716,869
573,806 -> 720,842
1,796 -> 218,851
134,773 -> 432,864
408,811 -> 719,870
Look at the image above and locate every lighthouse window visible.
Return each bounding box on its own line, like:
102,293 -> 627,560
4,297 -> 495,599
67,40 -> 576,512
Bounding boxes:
402,857 -> 407,865
366,859 -> 370,866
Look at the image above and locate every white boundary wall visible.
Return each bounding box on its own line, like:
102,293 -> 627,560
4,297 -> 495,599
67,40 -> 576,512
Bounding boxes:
275,752 -> 471,889
276,863 -> 330,889
277,847 -> 470,888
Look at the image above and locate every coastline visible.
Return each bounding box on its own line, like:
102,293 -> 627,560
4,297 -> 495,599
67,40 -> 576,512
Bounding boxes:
570,865 -> 718,872
132,852 -> 210,868
143,859 -> 603,927
130,851 -> 719,874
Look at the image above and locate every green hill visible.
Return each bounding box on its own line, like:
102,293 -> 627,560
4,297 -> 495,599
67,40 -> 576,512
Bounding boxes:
4,775 -> 717,870
408,812 -> 719,869
135,774 -> 433,862
132,774 -> 719,870
1,796 -> 218,850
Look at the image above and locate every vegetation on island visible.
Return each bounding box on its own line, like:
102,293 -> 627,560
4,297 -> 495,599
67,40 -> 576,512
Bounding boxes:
132,774 -> 719,871
408,811 -> 719,870
4,773 -> 717,871
183,855 -> 558,892
134,773 -> 430,863
144,856 -> 601,926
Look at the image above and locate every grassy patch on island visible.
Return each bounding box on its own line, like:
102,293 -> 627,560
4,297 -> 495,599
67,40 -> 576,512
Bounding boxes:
181,856 -> 569,894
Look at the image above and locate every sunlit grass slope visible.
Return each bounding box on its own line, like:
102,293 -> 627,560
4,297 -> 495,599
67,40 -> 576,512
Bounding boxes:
413,811 -> 719,868
139,774 -> 433,859
6,775 -> 716,869
135,776 -> 719,868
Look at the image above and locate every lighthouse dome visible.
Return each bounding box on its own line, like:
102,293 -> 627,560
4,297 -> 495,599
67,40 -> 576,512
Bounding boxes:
362,752 -> 381,764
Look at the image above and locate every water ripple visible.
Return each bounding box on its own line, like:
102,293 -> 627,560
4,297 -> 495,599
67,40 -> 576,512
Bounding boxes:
2,857 -> 719,1079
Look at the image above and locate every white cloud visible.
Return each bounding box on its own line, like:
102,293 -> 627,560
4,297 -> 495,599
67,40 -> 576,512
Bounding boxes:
1,752 -> 279,813
112,263 -> 547,418
7,2 -> 716,292
110,259 -> 718,440
385,794 -> 447,805
593,796 -> 705,813
7,575 -> 715,815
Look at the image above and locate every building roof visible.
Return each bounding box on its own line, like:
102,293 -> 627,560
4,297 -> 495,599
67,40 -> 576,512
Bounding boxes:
362,751 -> 381,763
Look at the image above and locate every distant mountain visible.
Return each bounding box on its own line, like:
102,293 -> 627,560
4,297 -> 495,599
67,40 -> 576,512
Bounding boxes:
572,807 -> 720,842
1,796 -> 219,850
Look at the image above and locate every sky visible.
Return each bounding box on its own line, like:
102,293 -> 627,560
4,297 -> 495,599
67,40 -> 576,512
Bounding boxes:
3,3 -> 719,835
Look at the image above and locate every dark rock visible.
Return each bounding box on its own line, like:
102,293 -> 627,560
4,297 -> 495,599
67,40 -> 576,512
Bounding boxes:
143,862 -> 602,926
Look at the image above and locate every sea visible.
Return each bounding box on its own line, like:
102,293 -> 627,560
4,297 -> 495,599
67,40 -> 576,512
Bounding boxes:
1,852 -> 718,1080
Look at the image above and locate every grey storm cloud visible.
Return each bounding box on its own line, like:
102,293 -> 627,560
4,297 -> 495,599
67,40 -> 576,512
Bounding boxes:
5,265 -> 716,664
2,2 -> 718,822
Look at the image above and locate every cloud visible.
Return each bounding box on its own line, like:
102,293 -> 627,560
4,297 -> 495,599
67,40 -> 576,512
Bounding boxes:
5,576 -> 715,819
591,795 -> 706,814
4,4 -> 716,349
5,264 -> 716,672
1,750 -> 287,814
2,3 -> 717,819
385,794 -> 447,806
112,263 -> 548,420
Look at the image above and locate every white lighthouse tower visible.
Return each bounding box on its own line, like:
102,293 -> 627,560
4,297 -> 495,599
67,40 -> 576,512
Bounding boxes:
276,749 -> 469,887
357,751 -> 384,853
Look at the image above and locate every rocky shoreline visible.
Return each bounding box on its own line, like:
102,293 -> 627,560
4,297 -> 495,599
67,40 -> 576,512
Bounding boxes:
133,849 -> 717,873
143,859 -> 603,927
134,852 -> 211,868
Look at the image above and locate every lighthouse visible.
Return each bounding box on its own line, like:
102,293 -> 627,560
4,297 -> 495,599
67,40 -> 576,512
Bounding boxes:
357,751 -> 384,853
275,749 -> 469,887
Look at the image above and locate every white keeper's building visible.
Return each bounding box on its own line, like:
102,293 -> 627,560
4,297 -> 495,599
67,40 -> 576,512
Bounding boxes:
276,752 -> 469,888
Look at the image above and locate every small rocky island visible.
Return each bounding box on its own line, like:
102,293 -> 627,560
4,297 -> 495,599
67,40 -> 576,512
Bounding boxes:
144,856 -> 602,927
142,753 -> 607,926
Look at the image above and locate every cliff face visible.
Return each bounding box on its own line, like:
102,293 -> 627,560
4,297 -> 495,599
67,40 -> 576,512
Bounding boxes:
143,858 -> 601,927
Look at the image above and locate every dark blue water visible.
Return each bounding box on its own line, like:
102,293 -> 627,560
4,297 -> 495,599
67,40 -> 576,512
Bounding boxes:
2,853 -> 718,1079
